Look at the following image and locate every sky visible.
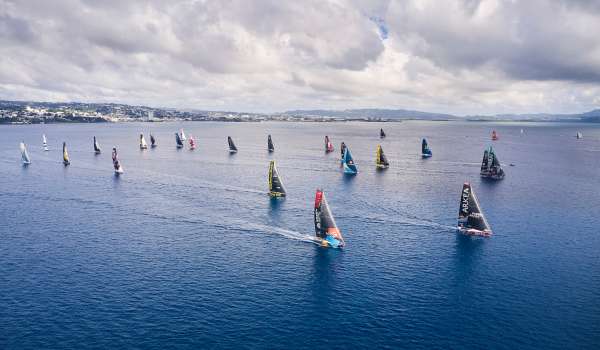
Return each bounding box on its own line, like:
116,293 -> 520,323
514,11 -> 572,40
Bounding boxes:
1,0 -> 599,115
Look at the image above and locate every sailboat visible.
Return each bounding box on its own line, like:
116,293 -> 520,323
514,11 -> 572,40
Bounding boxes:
314,189 -> 345,248
576,132 -> 583,139
268,161 -> 286,197
62,142 -> 70,166
342,146 -> 358,175
20,142 -> 31,165
112,147 -> 124,174
150,133 -> 157,148
175,132 -> 184,148
42,134 -> 49,151
422,138 -> 432,158
140,133 -> 148,150
380,128 -> 386,139
375,145 -> 389,169
180,129 -> 186,141
189,135 -> 196,150
491,130 -> 498,141
228,136 -> 238,153
267,135 -> 274,153
340,142 -> 347,162
325,136 -> 334,153
457,182 -> 492,237
93,136 -> 101,154
480,146 -> 505,180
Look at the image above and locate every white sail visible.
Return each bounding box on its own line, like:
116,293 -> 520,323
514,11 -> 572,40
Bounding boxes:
42,134 -> 48,151
140,134 -> 148,149
576,132 -> 583,139
20,142 -> 31,164
180,129 -> 186,141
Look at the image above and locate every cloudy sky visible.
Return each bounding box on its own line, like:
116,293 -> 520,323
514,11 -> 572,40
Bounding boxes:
1,0 -> 599,115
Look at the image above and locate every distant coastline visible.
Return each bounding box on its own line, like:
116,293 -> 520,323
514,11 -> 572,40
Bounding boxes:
1,100 -> 598,124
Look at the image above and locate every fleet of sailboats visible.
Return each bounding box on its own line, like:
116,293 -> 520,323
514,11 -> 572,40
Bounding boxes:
21,124 -> 576,246
375,145 -> 389,169
268,160 -> 286,197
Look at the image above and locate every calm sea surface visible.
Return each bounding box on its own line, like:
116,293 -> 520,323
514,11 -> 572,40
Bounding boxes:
1,121 -> 599,349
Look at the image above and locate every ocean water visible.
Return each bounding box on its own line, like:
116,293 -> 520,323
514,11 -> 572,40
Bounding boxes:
1,121 -> 599,349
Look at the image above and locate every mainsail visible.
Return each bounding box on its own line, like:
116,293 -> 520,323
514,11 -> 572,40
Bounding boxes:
62,142 -> 70,166
422,138 -> 432,158
342,146 -> 358,174
150,134 -> 157,147
189,135 -> 196,150
180,129 -> 186,141
314,189 -> 345,248
380,128 -> 386,138
112,147 -> 123,174
20,142 -> 31,165
376,145 -> 389,168
140,133 -> 148,149
325,136 -> 334,153
228,136 -> 238,153
267,135 -> 274,153
175,132 -> 184,148
42,134 -> 49,151
268,160 -> 286,197
458,182 -> 492,236
93,136 -> 101,154
480,146 -> 504,180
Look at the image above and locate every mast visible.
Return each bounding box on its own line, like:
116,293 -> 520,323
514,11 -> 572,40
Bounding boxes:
458,183 -> 492,236
94,136 -> 101,154
62,142 -> 70,166
314,189 -> 345,248
267,135 -> 274,152
228,136 -> 237,152
268,160 -> 286,197
20,142 -> 31,165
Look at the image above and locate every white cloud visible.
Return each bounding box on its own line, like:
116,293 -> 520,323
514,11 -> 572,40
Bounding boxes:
0,0 -> 598,114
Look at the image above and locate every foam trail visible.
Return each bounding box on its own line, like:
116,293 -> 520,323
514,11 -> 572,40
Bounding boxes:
242,222 -> 321,245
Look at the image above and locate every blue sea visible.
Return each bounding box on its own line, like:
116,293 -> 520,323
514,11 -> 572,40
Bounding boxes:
1,121 -> 599,349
